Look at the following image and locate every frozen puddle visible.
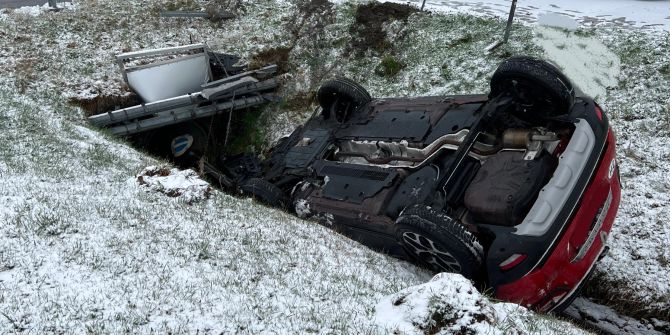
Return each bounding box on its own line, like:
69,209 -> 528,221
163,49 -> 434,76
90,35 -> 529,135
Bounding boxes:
534,17 -> 621,100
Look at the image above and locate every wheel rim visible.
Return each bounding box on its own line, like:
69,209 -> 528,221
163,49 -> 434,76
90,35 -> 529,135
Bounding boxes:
402,231 -> 462,273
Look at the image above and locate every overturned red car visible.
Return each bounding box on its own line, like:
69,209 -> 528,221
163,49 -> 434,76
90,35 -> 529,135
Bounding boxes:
152,56 -> 621,312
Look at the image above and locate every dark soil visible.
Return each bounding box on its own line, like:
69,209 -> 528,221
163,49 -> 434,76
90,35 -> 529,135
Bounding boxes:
290,0 -> 334,45
349,2 -> 418,54
249,46 -> 292,75
70,93 -> 141,117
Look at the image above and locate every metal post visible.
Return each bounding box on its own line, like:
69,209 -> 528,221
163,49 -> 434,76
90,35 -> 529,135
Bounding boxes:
420,0 -> 426,11
485,0 -> 518,52
502,0 -> 518,43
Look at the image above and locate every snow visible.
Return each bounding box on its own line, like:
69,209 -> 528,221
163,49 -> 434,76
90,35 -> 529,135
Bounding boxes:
12,2 -> 77,16
375,272 -> 590,334
534,26 -> 621,100
136,166 -> 212,204
395,0 -> 670,30
537,12 -> 579,31
294,198 -> 312,218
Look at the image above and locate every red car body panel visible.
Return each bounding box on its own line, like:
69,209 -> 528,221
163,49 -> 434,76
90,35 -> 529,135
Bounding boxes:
495,129 -> 621,312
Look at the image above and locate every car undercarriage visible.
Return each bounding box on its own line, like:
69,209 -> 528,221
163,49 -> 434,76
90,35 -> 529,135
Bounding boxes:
232,57 -> 621,312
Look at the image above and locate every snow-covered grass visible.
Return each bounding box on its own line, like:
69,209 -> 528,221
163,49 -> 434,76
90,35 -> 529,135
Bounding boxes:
585,28 -> 670,321
532,21 -> 670,325
0,77 -> 433,333
0,1 -> 555,333
375,273 -> 590,335
394,0 -> 670,30
0,0 -> 668,333
136,166 -> 213,204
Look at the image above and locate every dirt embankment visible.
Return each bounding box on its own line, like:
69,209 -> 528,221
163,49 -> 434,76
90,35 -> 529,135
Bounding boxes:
349,2 -> 418,54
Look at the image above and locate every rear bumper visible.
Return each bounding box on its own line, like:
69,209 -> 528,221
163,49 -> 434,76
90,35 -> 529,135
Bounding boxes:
495,129 -> 621,312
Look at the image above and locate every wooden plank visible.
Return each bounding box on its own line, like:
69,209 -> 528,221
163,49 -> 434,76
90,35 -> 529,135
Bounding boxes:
116,43 -> 207,62
110,96 -> 266,136
201,77 -> 258,101
201,65 -> 277,89
88,78 -> 278,127
159,11 -> 209,18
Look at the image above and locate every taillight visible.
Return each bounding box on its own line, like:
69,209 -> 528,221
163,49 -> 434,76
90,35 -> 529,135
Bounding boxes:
499,253 -> 528,271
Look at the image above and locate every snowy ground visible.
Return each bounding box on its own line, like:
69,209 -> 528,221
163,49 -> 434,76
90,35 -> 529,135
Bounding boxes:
0,0 -> 669,333
399,0 -> 670,30
0,1 -> 71,9
0,81 -> 432,333
387,0 -> 670,326
375,273 -> 590,335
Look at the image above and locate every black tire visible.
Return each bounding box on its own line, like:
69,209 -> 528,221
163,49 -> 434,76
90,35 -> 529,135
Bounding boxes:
395,204 -> 483,278
317,77 -> 372,122
240,178 -> 288,209
490,56 -> 575,123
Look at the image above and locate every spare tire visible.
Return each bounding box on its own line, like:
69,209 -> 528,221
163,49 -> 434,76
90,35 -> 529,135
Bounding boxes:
240,178 -> 288,209
490,56 -> 574,123
395,204 -> 484,278
317,77 -> 372,122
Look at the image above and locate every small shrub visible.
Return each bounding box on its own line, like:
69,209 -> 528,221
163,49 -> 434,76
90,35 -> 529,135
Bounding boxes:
34,212 -> 70,236
225,108 -> 267,155
375,55 -> 405,77
440,64 -> 452,80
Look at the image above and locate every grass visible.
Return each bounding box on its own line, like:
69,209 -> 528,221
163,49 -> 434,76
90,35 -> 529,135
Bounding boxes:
578,27 -> 670,323
225,108 -> 267,155
585,272 -> 670,321
375,55 -> 405,77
